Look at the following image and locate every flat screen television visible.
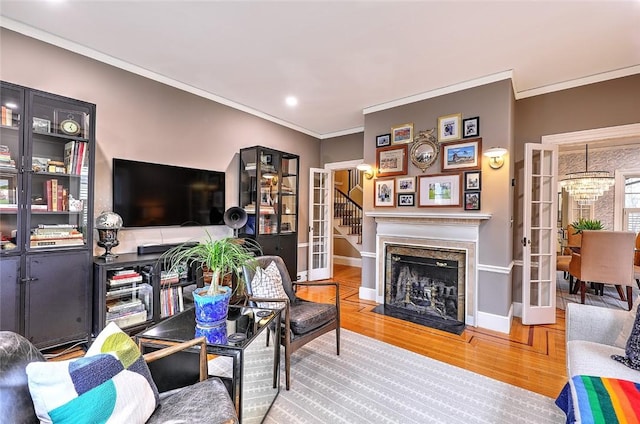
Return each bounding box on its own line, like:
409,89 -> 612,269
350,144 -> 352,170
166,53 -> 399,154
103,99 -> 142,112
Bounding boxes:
113,158 -> 225,227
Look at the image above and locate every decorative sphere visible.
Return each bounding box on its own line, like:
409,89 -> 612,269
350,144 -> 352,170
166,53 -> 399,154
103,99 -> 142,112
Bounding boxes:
95,211 -> 123,230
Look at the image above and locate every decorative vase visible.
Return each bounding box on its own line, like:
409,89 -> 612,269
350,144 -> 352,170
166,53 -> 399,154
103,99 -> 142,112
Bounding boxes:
193,285 -> 232,324
192,285 -> 231,344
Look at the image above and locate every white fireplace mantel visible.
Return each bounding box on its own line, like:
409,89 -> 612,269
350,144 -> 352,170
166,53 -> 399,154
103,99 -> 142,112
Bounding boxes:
366,211 -> 491,327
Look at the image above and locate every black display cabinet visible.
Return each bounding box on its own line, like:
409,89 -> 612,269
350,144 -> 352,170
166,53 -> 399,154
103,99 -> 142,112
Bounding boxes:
0,81 -> 95,349
238,146 -> 299,279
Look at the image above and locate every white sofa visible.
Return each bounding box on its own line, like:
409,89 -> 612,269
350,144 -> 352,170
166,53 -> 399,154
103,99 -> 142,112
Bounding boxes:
566,302 -> 639,383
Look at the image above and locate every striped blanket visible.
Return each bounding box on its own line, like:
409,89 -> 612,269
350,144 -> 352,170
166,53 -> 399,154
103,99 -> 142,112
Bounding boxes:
563,375 -> 640,423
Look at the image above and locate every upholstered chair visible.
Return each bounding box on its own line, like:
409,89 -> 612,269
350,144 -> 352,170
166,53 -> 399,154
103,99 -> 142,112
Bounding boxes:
0,332 -> 238,423
568,230 -> 635,310
242,255 -> 340,390
557,225 -> 581,292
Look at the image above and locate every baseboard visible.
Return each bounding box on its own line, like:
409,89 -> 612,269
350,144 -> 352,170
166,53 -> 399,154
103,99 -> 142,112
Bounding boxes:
333,255 -> 362,268
359,286 -> 377,302
296,270 -> 308,282
476,306 -> 513,334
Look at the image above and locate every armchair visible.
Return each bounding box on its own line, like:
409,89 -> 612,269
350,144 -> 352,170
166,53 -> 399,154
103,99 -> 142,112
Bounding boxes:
0,331 -> 238,424
568,230 -> 635,310
242,255 -> 340,390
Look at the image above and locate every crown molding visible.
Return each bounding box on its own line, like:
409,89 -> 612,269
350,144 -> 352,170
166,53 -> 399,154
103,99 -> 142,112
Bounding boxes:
515,65 -> 640,99
362,70 -> 514,115
0,17 -> 323,139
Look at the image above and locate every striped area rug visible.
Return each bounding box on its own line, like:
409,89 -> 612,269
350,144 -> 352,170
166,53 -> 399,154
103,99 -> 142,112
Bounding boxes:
262,329 -> 565,424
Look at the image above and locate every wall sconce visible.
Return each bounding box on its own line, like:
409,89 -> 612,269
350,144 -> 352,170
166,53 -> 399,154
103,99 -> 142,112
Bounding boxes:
483,147 -> 508,169
356,163 -> 374,180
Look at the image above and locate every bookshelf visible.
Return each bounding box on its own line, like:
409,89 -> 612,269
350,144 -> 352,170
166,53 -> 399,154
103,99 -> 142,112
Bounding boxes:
0,81 -> 95,349
93,253 -> 202,336
238,146 -> 299,278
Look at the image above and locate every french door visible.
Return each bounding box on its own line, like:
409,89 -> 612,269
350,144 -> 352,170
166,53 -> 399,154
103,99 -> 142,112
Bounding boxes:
308,168 -> 331,280
522,143 -> 558,325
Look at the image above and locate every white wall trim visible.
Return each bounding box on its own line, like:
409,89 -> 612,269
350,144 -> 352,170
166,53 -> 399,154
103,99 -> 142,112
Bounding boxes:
362,70 -> 514,115
321,127 -> 364,139
478,261 -> 513,274
541,123 -> 640,145
516,65 -> 640,100
324,159 -> 364,170
333,255 -> 362,268
476,305 -> 513,334
360,251 -> 376,258
359,286 -> 377,302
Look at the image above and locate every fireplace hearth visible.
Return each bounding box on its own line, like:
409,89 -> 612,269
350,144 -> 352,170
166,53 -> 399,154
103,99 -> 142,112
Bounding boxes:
372,244 -> 466,335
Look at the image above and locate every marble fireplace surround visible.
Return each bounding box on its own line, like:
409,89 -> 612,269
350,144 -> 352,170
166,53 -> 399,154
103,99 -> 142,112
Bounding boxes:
366,212 -> 491,327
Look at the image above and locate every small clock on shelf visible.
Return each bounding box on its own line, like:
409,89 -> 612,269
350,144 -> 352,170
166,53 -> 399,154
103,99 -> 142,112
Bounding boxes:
54,109 -> 86,138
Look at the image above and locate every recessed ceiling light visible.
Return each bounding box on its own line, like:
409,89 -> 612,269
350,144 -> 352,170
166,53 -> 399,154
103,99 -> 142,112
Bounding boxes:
285,96 -> 298,107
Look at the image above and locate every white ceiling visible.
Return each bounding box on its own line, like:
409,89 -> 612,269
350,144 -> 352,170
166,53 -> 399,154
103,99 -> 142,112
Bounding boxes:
1,1 -> 639,139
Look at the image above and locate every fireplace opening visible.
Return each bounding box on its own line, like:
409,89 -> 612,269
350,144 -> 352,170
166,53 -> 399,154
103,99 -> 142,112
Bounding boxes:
372,244 -> 466,335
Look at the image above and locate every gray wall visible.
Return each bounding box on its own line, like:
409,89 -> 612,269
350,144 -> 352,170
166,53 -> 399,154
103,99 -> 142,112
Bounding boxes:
0,29 -> 321,272
512,74 -> 640,302
320,132 -> 364,165
361,79 -> 514,317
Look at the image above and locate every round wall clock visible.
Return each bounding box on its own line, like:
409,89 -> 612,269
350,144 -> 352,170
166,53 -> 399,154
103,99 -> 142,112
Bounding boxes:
60,118 -> 81,136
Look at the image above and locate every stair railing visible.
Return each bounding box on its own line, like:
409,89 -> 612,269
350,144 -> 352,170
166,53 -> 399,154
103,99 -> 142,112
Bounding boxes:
334,187 -> 363,245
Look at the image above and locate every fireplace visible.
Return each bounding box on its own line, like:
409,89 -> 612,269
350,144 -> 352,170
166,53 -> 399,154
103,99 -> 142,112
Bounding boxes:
367,211 -> 490,331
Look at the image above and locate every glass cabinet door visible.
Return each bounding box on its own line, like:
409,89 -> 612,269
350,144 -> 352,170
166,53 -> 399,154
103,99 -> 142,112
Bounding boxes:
280,154 -> 298,234
0,84 -> 23,254
27,92 -> 92,250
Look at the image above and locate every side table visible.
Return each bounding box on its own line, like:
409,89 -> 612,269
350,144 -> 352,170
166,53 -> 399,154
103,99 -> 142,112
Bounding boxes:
137,305 -> 281,423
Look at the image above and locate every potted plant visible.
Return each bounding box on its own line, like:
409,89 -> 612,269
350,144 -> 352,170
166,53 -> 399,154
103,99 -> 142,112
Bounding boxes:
162,233 -> 260,343
570,217 -> 604,234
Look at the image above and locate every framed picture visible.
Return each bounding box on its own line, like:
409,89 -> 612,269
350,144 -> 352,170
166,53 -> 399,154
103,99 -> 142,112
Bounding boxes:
464,191 -> 481,211
462,116 -> 480,138
391,123 -> 414,145
376,133 -> 391,148
376,144 -> 408,177
374,178 -> 395,207
464,171 -> 481,191
418,173 -> 462,207
398,193 -> 415,207
441,138 -> 482,172
32,117 -> 51,134
396,176 -> 416,193
437,113 -> 462,142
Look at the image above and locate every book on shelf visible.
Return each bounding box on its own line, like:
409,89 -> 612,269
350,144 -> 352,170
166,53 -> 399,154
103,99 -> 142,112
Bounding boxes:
107,275 -> 144,288
106,283 -> 152,298
160,285 -> 184,318
106,310 -> 148,328
106,297 -> 143,312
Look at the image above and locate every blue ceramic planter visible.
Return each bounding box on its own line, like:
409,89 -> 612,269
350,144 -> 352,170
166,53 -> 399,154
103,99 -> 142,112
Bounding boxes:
193,286 -> 232,324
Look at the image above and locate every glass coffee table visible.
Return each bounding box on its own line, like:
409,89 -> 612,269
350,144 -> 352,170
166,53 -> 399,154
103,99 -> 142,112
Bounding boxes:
137,305 -> 281,424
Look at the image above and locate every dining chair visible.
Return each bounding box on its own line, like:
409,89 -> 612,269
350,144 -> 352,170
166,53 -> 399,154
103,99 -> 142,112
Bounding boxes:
557,224 -> 580,292
568,230 -> 635,310
242,255 -> 340,390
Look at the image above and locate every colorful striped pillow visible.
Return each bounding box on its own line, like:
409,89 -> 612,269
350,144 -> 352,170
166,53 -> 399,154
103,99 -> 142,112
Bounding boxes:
26,323 -> 159,424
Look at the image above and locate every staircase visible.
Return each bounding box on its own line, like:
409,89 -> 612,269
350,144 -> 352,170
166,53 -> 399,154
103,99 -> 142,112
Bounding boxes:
334,188 -> 362,252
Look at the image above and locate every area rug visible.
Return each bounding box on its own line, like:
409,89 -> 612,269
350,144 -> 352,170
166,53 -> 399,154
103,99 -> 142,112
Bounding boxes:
260,329 -> 565,424
555,271 -> 636,311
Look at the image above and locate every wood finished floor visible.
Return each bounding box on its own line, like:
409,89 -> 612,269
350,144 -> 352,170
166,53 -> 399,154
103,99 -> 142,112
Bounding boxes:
298,264 -> 567,399
48,264 -> 567,399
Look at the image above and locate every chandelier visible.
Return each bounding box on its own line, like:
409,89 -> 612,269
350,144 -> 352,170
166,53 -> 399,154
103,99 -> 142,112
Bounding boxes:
560,145 -> 614,205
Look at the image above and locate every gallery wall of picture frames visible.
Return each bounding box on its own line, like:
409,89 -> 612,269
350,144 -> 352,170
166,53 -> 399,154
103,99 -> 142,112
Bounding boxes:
371,114 -> 483,210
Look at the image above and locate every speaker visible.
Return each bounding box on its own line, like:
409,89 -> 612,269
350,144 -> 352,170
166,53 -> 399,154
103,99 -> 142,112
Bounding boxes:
224,207 -> 248,231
